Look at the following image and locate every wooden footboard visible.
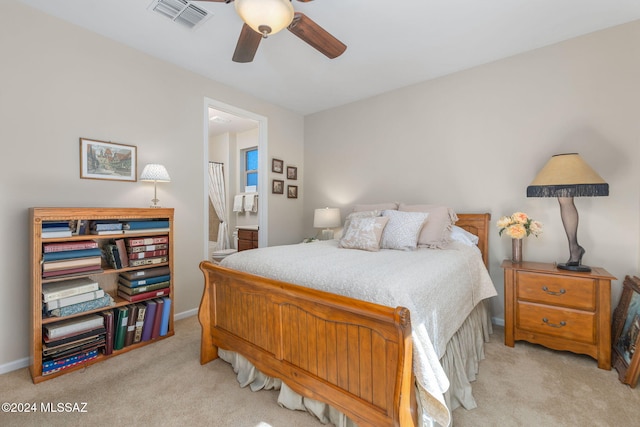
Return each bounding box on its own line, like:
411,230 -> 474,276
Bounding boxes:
198,261 -> 417,427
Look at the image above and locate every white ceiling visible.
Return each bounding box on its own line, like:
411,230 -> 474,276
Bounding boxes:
18,0 -> 640,115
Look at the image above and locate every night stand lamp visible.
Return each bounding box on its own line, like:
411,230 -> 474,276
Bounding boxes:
140,164 -> 171,208
314,207 -> 341,240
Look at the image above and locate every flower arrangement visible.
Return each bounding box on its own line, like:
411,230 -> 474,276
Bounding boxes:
497,212 -> 543,239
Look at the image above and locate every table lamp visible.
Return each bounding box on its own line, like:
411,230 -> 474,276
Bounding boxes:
314,207 -> 341,240
527,153 -> 608,272
140,164 -> 171,208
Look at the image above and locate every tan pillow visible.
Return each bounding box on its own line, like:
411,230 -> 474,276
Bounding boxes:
338,216 -> 389,252
353,202 -> 399,212
398,203 -> 458,248
342,210 -> 382,238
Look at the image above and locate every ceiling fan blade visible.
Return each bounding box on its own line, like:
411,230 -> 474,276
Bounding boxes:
287,13 -> 346,59
233,23 -> 262,63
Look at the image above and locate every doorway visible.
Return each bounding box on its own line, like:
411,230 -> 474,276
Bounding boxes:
203,98 -> 268,261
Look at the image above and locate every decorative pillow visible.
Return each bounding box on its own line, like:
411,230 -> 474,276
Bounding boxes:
353,202 -> 399,212
380,210 -> 429,251
338,216 -> 389,252
449,225 -> 479,246
342,210 -> 382,238
398,204 -> 458,248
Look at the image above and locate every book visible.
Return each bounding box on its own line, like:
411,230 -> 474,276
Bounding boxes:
132,303 -> 147,343
46,293 -> 113,317
140,300 -> 157,342
42,221 -> 71,229
160,297 -> 171,336
113,307 -> 129,351
42,326 -> 106,348
124,304 -> 138,347
91,221 -> 123,231
100,310 -> 114,356
118,266 -> 170,280
43,240 -> 99,253
115,239 -> 129,268
42,256 -> 102,272
118,274 -> 170,288
41,230 -> 73,238
116,287 -> 170,303
45,289 -> 104,311
43,333 -> 104,357
43,314 -> 105,339
117,281 -> 169,295
90,229 -> 124,235
123,227 -> 170,235
128,256 -> 168,267
42,248 -> 102,262
122,220 -> 170,230
127,243 -> 168,253
41,265 -> 104,279
128,249 -> 168,260
43,338 -> 105,363
42,349 -> 99,375
151,298 -> 164,339
42,277 -> 99,302
104,244 -> 121,269
125,235 -> 169,247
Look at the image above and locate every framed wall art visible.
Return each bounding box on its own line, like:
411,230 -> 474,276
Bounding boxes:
287,185 -> 298,199
80,138 -> 137,181
272,179 -> 284,194
272,158 -> 283,174
287,166 -> 297,180
612,275 -> 640,388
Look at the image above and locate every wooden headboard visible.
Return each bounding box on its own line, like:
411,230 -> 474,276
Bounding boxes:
456,213 -> 491,270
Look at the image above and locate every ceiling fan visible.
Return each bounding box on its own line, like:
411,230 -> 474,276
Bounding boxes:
199,0 -> 346,63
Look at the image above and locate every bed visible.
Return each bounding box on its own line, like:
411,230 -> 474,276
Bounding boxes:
198,212 -> 496,426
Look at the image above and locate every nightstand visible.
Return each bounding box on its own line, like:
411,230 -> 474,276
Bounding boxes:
237,226 -> 258,251
502,260 -> 616,370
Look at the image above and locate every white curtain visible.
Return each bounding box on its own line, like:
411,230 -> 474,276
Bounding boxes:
208,162 -> 230,250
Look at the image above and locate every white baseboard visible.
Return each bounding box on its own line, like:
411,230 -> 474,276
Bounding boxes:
0,309 -> 198,375
492,316 -> 505,327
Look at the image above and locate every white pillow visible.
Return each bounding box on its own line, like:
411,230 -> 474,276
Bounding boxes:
339,216 -> 389,252
449,225 -> 479,246
380,210 -> 429,251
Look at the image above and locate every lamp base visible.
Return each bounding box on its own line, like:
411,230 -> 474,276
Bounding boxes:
557,263 -> 591,272
319,229 -> 334,241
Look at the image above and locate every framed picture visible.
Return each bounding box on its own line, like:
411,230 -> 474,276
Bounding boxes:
287,166 -> 298,180
612,275 -> 640,388
272,179 -> 284,194
272,158 -> 284,174
80,138 -> 137,181
287,185 -> 298,199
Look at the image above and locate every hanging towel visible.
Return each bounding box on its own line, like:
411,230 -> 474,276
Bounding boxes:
243,194 -> 258,213
233,195 -> 244,212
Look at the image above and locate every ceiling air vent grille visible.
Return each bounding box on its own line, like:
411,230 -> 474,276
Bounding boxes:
150,0 -> 211,29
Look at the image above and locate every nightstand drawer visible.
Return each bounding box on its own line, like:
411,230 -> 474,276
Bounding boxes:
516,271 -> 596,310
238,229 -> 258,241
517,301 -> 595,344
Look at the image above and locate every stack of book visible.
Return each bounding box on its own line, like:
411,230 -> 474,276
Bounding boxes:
123,235 -> 169,268
42,221 -> 72,238
121,219 -> 170,235
90,220 -> 123,235
117,266 -> 170,302
42,314 -> 106,375
42,240 -> 103,279
43,277 -> 114,318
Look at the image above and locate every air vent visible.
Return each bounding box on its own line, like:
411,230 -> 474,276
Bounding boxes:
149,0 -> 211,29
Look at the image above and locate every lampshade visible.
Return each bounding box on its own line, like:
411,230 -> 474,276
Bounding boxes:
526,153 -> 608,272
140,164 -> 171,182
314,208 -> 341,228
527,153 -> 608,198
235,0 -> 294,37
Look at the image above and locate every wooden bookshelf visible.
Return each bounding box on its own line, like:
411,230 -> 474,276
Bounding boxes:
30,207 -> 175,383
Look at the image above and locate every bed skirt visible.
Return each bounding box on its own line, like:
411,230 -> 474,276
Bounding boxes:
217,300 -> 492,427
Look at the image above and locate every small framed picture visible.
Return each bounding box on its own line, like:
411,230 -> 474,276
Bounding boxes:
612,275 -> 640,387
272,179 -> 284,194
287,185 -> 298,199
80,138 -> 137,181
272,158 -> 284,173
287,166 -> 297,180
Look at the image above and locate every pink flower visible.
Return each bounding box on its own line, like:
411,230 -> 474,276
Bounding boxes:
506,224 -> 526,239
512,212 -> 528,224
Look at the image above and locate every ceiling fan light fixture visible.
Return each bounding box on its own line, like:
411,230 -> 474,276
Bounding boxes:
234,0 -> 294,38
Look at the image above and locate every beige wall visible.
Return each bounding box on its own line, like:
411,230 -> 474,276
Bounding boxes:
303,20 -> 640,324
0,2 -> 304,370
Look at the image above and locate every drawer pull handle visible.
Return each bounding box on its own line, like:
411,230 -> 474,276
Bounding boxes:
542,318 -> 566,328
542,286 -> 566,296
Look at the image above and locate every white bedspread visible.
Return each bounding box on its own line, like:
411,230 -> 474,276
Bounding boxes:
221,239 -> 497,426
